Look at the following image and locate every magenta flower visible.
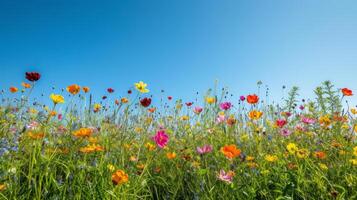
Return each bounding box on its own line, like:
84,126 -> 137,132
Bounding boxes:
239,96 -> 245,101
217,170 -> 235,184
196,145 -> 213,155
219,102 -> 232,110
280,128 -> 292,136
216,114 -> 225,123
193,106 -> 203,114
301,116 -> 316,125
152,130 -> 169,148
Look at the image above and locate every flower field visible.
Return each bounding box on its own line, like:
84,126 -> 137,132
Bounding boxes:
0,72 -> 356,199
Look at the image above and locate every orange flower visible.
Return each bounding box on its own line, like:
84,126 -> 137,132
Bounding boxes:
166,152 -> 177,159
28,132 -> 45,139
22,82 -> 31,88
82,86 -> 90,93
112,170 -> 129,185
247,94 -> 259,104
73,128 -> 93,138
314,151 -> 326,159
66,84 -> 81,95
9,87 -> 18,93
221,144 -> 241,159
79,144 -> 104,153
341,88 -> 353,96
226,117 -> 237,126
148,107 -> 156,113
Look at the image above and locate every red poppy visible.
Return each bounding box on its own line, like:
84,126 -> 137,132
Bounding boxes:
168,96 -> 172,100
107,88 -> 114,93
341,88 -> 353,96
25,72 -> 41,82
247,94 -> 259,104
185,102 -> 193,107
102,96 -> 107,100
276,119 -> 287,128
140,97 -> 151,107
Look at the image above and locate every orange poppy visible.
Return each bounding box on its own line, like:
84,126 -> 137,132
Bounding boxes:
341,88 -> 353,96
247,94 -> 259,104
148,107 -> 156,113
22,82 -> 31,88
221,144 -> 241,159
66,84 -> 81,95
82,86 -> 90,93
9,87 -> 18,93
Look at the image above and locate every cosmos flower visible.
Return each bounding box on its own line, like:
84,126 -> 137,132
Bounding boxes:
217,170 -> 235,184
248,110 -> 263,120
247,94 -> 259,104
296,148 -> 310,159
66,84 -> 81,95
73,128 -> 93,138
196,145 -> 213,155
280,128 -> 291,136
221,144 -> 241,159
50,94 -> 65,104
140,97 -> 151,107
341,88 -> 353,96
152,130 -> 169,148
25,72 -> 41,82
112,170 -> 129,185
286,143 -> 298,154
301,116 -> 316,125
135,81 -> 149,93
220,102 -> 232,110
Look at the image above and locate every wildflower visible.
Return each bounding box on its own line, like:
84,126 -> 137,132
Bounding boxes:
301,116 -> 316,124
82,86 -> 90,93
350,159 -> 357,166
79,144 -> 104,153
145,142 -> 156,151
25,72 -> 41,82
239,96 -> 245,101
319,163 -> 328,170
353,146 -> 357,156
73,128 -> 93,138
168,96 -> 172,100
280,128 -> 291,137
196,145 -> 213,155
226,116 -> 237,126
319,115 -> 331,127
185,102 -> 193,107
246,156 -> 255,161
129,156 -> 138,162
107,88 -> 114,93
265,154 -> 278,162
152,130 -> 169,148
93,103 -> 101,112
166,152 -> 177,159
112,170 -> 129,185
121,97 -> 129,103
276,119 -> 287,128
216,114 -> 225,123
22,82 -> 31,88
248,110 -> 263,120
296,148 -> 310,159
206,96 -> 216,104
66,84 -> 81,95
102,96 -> 107,100
9,87 -> 18,93
193,106 -> 203,114
181,115 -> 189,121
220,102 -> 232,110
286,143 -> 298,154
351,108 -> 357,115
148,107 -> 156,113
217,170 -> 235,184
247,94 -> 259,104
221,144 -> 241,159
28,131 -> 45,139
50,94 -> 65,104
0,183 -> 6,191
107,164 -> 115,172
341,88 -> 353,96
140,98 -> 151,107
314,151 -> 327,159
135,81 -> 149,93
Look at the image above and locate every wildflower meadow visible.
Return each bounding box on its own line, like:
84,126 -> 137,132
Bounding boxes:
0,72 -> 356,200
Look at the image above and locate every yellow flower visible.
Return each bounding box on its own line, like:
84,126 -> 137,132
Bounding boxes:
66,84 -> 81,95
73,128 -> 93,138
350,159 -> 357,166
246,156 -> 255,161
351,108 -> 357,115
181,115 -> 189,121
296,148 -> 310,159
319,163 -> 328,170
205,96 -> 216,104
134,81 -> 149,93
0,183 -> 6,191
50,94 -> 65,104
353,146 -> 357,156
107,164 -> 115,172
248,110 -> 263,120
319,115 -> 331,127
265,154 -> 278,162
286,143 -> 298,154
93,103 -> 101,112
112,170 -> 129,185
121,97 -> 129,103
166,152 -> 177,159
145,142 -> 156,151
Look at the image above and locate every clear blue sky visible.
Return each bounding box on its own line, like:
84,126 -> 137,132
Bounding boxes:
1,0 -> 357,105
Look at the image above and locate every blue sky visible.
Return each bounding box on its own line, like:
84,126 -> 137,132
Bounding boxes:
1,0 -> 357,105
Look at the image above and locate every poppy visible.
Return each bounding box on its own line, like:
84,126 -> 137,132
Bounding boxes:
341,88 -> 353,96
221,144 -> 241,159
107,88 -> 114,93
140,97 -> 151,107
66,84 -> 81,95
25,72 -> 41,82
9,87 -> 18,93
247,94 -> 259,104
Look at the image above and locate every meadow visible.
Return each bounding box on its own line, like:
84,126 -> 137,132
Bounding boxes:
0,72 -> 356,200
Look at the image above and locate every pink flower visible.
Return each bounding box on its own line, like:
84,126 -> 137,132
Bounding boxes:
219,102 -> 232,110
58,114 -> 63,120
239,96 -> 245,101
26,121 -> 39,130
217,170 -> 235,184
193,106 -> 203,114
301,116 -> 316,125
299,105 -> 305,110
280,128 -> 292,136
197,145 -> 213,155
216,115 -> 226,123
152,130 -> 169,148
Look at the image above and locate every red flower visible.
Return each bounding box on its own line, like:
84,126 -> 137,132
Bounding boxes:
25,72 -> 41,82
128,90 -> 132,94
185,102 -> 193,107
341,88 -> 353,96
247,94 -> 259,104
140,98 -> 151,107
168,96 -> 172,100
102,96 -> 107,100
107,88 -> 114,93
276,119 -> 287,128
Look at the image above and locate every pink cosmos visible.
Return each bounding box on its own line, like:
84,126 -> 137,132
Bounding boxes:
196,145 -> 213,155
239,96 -> 245,101
193,106 -> 203,114
219,102 -> 232,110
301,116 -> 316,125
216,115 -> 225,123
217,170 -> 234,184
152,130 -> 169,148
26,121 -> 39,130
280,128 -> 292,136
